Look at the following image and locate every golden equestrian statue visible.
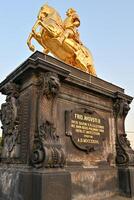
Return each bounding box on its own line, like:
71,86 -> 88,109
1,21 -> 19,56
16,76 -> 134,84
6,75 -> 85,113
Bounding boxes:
27,4 -> 97,76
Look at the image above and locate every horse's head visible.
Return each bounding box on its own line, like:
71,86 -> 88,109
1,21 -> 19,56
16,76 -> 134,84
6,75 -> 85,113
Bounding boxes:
38,4 -> 54,21
37,4 -> 63,26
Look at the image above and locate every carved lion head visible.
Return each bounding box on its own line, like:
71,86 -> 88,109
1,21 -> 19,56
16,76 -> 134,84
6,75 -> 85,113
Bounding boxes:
43,72 -> 60,99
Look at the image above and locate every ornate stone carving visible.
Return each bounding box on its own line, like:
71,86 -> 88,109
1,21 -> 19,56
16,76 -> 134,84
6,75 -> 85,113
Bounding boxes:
113,98 -> 130,118
0,82 -> 20,161
42,72 -> 61,99
31,121 -> 65,168
116,134 -> 134,166
30,72 -> 65,168
114,97 -> 134,166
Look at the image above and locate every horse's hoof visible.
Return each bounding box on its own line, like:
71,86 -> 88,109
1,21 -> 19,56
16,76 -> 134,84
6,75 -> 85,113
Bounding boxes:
30,45 -> 35,52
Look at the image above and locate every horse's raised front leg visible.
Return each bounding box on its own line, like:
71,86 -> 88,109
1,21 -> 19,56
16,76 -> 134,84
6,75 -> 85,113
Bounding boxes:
27,32 -> 35,52
27,20 -> 43,51
36,20 -> 60,38
32,20 -> 44,37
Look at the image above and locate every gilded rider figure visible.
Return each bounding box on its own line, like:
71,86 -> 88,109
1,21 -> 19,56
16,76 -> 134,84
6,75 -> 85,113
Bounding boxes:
63,8 -> 81,44
57,8 -> 81,46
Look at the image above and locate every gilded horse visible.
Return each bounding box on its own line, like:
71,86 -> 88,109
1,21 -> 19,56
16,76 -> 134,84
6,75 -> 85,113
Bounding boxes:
27,4 -> 96,76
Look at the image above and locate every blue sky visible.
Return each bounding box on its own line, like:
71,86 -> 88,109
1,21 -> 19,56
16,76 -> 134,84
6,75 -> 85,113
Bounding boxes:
0,1 -> 134,139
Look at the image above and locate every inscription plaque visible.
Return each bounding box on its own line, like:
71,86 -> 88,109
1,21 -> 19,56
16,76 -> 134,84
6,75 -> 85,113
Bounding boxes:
65,108 -> 107,152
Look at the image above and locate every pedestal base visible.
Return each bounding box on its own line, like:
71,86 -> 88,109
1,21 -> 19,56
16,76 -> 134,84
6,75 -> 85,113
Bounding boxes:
0,167 -> 71,200
118,167 -> 134,197
70,167 -> 118,200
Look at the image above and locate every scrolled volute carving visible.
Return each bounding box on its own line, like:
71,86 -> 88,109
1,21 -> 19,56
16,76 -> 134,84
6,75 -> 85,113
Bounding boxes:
30,138 -> 45,168
116,134 -> 134,166
31,121 -> 65,168
114,96 -> 134,166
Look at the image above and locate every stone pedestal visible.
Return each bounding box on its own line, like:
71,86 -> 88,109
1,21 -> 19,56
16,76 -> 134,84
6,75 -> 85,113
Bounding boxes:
118,167 -> 134,198
0,51 -> 133,200
0,167 -> 71,200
